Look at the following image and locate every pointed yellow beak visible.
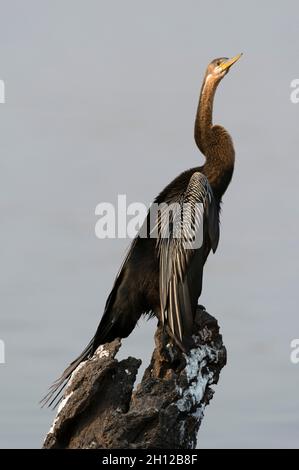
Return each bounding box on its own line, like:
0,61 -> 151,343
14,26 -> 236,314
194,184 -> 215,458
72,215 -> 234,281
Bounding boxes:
220,53 -> 243,71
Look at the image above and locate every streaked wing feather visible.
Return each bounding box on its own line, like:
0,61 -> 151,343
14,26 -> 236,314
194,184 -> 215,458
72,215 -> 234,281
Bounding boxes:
157,172 -> 219,346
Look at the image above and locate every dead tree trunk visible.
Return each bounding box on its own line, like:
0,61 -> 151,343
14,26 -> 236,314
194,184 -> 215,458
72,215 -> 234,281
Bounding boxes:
43,306 -> 226,449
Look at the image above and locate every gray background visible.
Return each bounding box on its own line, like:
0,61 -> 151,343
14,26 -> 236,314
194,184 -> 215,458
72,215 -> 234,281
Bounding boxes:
0,0 -> 298,448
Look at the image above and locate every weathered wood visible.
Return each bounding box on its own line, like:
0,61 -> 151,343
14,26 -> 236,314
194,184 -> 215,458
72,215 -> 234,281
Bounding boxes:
43,306 -> 226,449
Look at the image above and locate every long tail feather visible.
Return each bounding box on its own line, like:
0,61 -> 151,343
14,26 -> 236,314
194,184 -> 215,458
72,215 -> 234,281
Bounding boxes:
40,338 -> 94,409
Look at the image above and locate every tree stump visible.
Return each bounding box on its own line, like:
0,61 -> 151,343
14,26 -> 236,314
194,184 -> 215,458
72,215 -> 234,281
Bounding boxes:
43,306 -> 226,449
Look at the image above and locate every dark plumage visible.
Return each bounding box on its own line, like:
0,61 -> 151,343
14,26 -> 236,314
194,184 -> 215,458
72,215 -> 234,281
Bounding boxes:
42,54 -> 242,408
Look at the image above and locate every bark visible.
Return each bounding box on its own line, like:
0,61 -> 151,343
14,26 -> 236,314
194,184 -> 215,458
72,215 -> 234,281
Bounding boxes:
43,306 -> 226,449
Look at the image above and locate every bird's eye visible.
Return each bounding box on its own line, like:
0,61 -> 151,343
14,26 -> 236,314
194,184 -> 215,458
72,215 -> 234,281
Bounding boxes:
217,60 -> 222,66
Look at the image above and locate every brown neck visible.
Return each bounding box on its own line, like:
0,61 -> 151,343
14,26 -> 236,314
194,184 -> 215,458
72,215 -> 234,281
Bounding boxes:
194,74 -> 235,199
194,76 -> 218,154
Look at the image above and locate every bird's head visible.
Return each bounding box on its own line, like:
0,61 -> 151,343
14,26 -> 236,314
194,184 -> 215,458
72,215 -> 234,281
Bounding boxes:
205,54 -> 242,82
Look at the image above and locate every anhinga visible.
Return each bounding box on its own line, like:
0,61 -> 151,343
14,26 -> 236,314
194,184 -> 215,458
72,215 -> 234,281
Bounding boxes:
43,54 -> 242,407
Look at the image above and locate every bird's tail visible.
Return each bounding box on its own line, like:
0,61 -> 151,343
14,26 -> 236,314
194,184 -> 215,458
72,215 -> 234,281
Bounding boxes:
40,308 -> 121,409
40,338 -> 94,409
41,277 -> 134,409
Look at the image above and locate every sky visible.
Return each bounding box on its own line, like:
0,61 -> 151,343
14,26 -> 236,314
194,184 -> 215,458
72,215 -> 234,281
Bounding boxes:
0,0 -> 299,448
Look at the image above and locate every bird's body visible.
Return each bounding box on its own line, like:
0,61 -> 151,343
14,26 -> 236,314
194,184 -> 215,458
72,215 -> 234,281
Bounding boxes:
43,54 -> 241,407
91,163 -> 228,352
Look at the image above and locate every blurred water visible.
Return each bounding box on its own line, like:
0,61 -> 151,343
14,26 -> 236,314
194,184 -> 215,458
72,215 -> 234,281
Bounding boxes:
0,0 -> 299,448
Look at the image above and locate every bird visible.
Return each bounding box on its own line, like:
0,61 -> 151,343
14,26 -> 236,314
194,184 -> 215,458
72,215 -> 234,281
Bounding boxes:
42,54 -> 242,408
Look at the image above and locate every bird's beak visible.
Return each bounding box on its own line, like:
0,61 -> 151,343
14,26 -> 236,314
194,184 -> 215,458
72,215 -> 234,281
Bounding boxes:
220,53 -> 243,72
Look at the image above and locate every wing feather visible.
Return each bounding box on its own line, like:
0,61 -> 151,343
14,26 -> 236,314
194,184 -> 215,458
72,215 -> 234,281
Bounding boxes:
156,171 -> 219,348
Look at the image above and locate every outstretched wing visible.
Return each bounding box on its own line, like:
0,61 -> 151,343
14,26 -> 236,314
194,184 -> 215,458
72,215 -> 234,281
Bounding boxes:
156,172 -> 219,348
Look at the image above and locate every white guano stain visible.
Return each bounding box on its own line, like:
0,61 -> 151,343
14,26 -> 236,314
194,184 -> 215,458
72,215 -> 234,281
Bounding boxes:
95,345 -> 110,359
48,391 -> 74,435
176,346 -> 216,414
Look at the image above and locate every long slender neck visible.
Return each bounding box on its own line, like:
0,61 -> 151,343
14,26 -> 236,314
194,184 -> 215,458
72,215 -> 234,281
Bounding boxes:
194,74 -> 235,198
194,76 -> 218,154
